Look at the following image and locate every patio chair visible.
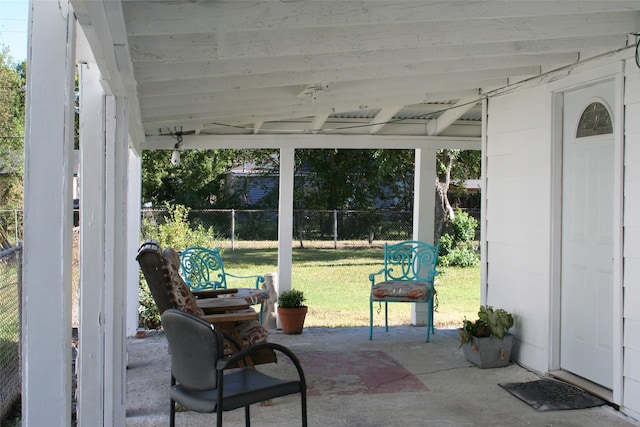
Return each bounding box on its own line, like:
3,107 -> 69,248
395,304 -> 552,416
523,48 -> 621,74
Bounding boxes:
369,240 -> 439,342
179,246 -> 269,323
162,308 -> 308,427
136,240 -> 276,365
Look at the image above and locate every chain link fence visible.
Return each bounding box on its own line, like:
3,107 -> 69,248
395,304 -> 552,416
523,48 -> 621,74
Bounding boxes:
0,245 -> 22,421
3,207 -> 480,249
141,208 -> 414,247
0,210 -> 23,249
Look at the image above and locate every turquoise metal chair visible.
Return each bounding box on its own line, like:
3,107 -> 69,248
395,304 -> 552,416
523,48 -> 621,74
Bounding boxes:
369,240 -> 439,342
179,246 -> 268,323
179,246 -> 264,291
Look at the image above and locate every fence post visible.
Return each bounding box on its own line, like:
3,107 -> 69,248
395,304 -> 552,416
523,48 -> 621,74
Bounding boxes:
231,209 -> 235,250
14,210 -> 19,243
333,209 -> 338,249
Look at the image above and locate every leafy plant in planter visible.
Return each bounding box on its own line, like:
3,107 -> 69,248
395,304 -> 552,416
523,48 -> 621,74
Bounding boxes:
459,306 -> 514,368
277,289 -> 307,334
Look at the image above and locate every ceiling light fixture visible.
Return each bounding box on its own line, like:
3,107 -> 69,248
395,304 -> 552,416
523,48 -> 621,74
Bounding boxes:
171,146 -> 181,166
168,126 -> 184,166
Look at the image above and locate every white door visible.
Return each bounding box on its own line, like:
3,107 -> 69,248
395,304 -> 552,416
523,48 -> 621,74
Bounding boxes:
561,81 -> 615,389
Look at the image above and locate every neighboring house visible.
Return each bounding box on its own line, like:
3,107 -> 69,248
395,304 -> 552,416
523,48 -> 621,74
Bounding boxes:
224,161 -> 278,207
225,161 -> 480,211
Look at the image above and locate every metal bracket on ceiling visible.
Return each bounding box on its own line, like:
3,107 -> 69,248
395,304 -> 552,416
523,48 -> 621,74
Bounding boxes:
297,84 -> 329,101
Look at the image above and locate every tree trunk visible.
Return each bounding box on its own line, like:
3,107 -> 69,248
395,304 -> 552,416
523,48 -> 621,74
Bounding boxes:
434,152 -> 455,242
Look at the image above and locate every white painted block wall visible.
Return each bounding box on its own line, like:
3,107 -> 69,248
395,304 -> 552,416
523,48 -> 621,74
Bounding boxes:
622,58 -> 640,419
485,85 -> 552,373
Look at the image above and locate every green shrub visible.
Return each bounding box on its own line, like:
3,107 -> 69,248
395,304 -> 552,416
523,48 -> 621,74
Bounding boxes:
440,245 -> 479,268
438,209 -> 479,267
138,279 -> 161,329
144,203 -> 218,250
451,209 -> 477,243
138,203 -> 221,329
438,233 -> 454,254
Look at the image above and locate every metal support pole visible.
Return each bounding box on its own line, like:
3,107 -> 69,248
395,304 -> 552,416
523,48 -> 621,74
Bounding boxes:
231,209 -> 235,250
333,209 -> 338,249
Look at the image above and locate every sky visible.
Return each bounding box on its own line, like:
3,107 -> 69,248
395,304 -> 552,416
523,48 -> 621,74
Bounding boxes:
0,0 -> 28,62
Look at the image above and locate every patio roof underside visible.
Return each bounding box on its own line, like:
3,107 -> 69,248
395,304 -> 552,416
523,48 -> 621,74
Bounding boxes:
71,1 -> 640,150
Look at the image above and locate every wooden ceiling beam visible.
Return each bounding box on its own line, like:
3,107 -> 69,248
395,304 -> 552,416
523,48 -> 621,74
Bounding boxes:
135,53 -> 578,90
123,1 -> 640,36
137,60 -> 544,98
139,73 -> 512,127
426,97 -> 479,136
127,13 -> 636,61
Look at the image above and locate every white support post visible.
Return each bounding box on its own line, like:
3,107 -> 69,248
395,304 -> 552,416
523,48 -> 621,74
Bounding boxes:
126,150 -> 142,337
480,98 -> 489,306
23,1 -> 76,424
104,95 -> 129,425
277,148 -> 295,295
77,61 -> 107,425
77,72 -> 129,427
411,148 -> 437,325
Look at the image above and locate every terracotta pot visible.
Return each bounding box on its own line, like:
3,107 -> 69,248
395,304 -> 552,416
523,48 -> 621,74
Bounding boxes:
278,306 -> 308,334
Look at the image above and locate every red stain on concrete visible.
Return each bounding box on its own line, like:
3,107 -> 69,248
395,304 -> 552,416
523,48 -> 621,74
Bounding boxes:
293,351 -> 428,396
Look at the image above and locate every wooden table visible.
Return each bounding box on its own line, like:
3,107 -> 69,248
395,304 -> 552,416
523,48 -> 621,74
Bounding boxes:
197,297 -> 251,314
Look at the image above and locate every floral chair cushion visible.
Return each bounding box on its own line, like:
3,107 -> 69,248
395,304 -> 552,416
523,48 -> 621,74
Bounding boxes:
371,280 -> 432,302
235,309 -> 270,346
163,248 -> 204,316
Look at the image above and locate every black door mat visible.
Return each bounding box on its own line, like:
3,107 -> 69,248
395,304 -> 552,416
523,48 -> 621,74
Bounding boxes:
499,378 -> 607,412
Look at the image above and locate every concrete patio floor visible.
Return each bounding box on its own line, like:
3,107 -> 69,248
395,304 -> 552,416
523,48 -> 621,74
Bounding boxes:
126,325 -> 640,427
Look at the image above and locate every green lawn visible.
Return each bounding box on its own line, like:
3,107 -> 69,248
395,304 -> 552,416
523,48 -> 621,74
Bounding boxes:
222,246 -> 480,329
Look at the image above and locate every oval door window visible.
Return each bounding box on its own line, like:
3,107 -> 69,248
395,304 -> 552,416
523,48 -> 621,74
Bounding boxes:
576,101 -> 613,138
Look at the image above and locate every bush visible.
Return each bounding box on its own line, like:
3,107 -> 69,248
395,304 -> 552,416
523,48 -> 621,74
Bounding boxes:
438,233 -> 454,254
138,280 -> 161,329
138,203 -> 221,328
439,245 -> 479,268
143,203 -> 218,250
438,209 -> 479,268
450,209 -> 478,243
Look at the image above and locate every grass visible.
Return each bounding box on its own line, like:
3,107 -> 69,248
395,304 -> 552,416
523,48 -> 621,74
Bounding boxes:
222,244 -> 480,329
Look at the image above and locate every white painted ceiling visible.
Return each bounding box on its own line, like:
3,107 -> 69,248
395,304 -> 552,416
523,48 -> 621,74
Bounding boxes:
71,1 -> 640,148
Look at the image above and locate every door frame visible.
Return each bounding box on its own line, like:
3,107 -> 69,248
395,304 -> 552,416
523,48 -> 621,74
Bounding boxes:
548,62 -> 625,404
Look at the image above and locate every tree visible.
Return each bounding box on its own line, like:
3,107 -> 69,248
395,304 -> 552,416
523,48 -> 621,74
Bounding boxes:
292,148 -> 414,211
141,148 -> 276,208
0,46 -> 26,212
249,148 -> 479,244
435,149 -> 481,242
142,149 -> 230,207
140,144 -> 480,246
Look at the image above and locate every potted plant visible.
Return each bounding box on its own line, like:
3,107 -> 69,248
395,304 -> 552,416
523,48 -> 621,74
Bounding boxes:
459,305 -> 514,368
277,289 -> 307,334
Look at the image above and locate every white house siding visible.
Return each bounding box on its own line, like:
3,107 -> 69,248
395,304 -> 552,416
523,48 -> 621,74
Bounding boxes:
485,85 -> 552,373
485,54 -> 640,418
623,58 -> 640,419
